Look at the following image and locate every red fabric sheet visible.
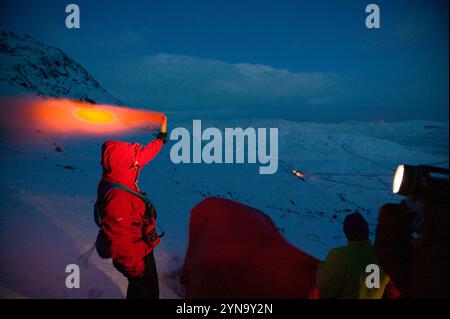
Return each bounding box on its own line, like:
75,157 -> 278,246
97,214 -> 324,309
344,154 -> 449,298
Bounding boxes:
181,197 -> 320,299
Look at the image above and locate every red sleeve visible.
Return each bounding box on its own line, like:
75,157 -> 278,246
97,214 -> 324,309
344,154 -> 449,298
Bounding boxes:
137,138 -> 163,167
382,281 -> 401,299
101,190 -> 149,278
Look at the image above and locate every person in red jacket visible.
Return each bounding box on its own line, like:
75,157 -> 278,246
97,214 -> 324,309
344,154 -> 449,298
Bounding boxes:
97,119 -> 167,299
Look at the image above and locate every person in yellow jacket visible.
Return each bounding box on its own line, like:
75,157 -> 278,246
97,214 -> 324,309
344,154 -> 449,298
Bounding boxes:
316,212 -> 389,299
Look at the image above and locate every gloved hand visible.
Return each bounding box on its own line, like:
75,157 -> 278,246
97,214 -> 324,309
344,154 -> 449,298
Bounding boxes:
156,131 -> 168,144
161,115 -> 167,133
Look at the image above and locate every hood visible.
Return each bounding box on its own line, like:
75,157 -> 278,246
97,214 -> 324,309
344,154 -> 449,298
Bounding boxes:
100,140 -> 145,191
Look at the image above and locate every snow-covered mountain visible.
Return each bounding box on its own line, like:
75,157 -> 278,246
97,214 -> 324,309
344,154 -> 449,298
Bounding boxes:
0,26 -> 121,105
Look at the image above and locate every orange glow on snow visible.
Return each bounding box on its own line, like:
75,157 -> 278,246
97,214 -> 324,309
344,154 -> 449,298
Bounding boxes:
292,170 -> 304,178
0,97 -> 166,136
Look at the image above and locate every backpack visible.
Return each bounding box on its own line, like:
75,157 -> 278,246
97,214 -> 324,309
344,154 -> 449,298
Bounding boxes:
93,183 -> 161,259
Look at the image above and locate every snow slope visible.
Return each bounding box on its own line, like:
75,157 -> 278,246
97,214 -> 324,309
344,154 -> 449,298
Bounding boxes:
0,27 -> 448,299
0,116 -> 447,298
0,27 -> 121,105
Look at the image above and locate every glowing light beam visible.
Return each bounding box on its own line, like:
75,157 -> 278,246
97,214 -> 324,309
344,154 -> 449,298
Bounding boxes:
73,108 -> 117,124
0,97 -> 166,136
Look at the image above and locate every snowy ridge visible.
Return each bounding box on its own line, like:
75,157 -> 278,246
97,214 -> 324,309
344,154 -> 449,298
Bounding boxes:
0,26 -> 121,105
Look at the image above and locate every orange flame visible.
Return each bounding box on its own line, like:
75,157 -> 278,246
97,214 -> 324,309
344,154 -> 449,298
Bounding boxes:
0,97 -> 166,136
73,108 -> 118,124
292,170 -> 304,178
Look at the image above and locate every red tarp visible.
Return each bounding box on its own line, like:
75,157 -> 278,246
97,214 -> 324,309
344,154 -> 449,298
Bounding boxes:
180,197 -> 320,299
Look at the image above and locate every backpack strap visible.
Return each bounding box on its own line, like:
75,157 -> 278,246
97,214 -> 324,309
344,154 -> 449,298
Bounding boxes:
94,183 -> 155,227
97,183 -> 153,205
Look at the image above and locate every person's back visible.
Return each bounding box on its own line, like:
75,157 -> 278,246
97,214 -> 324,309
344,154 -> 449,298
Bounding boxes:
316,212 -> 389,299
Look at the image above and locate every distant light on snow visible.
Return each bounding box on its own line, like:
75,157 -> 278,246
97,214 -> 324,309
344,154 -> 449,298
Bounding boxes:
393,164 -> 405,194
292,170 -> 304,178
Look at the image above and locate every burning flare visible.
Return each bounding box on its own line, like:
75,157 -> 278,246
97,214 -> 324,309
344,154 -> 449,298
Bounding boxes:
73,108 -> 118,124
0,97 -> 166,136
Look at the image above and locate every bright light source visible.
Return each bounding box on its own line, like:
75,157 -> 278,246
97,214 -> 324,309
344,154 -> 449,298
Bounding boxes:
73,108 -> 117,124
0,97 -> 166,136
393,164 -> 405,194
392,164 -> 449,197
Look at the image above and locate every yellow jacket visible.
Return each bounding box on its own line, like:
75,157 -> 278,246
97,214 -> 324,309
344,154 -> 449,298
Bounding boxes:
316,240 -> 389,299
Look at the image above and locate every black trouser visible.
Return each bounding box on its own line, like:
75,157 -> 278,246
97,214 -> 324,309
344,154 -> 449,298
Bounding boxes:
126,252 -> 159,299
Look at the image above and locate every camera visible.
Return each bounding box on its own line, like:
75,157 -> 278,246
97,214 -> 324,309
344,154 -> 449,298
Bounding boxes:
393,164 -> 449,203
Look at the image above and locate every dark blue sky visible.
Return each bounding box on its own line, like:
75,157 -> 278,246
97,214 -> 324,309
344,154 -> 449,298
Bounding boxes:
1,0 -> 448,122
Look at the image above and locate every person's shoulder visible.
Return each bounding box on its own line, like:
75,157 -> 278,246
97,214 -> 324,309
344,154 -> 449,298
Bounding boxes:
104,188 -> 133,203
327,245 -> 349,258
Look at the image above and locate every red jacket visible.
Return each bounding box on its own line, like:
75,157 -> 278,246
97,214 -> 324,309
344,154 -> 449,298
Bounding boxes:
98,138 -> 163,278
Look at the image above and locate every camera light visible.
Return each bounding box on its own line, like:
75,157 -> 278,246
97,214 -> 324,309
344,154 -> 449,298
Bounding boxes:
392,164 -> 449,197
393,165 -> 405,194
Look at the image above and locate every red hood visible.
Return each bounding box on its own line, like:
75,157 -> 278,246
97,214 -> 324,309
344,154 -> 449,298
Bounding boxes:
99,139 -> 163,192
